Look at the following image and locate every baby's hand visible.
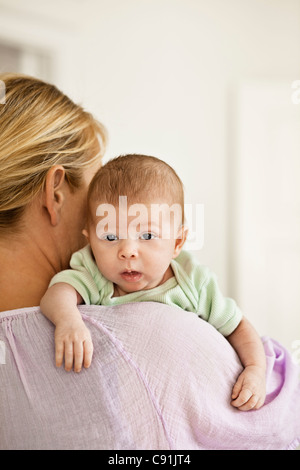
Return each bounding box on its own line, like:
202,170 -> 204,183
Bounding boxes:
231,365 -> 266,411
54,317 -> 93,373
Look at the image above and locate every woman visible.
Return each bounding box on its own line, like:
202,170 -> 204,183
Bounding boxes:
0,73 -> 107,311
0,74 -> 299,450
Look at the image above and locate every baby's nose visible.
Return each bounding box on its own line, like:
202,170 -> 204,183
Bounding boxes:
118,240 -> 138,259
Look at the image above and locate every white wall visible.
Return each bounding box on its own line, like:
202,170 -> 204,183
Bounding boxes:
0,0 -> 300,350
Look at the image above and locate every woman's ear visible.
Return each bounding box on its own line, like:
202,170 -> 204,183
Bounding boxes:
173,226 -> 189,258
43,165 -> 66,226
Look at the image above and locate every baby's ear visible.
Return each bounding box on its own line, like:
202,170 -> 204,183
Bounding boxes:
173,226 -> 188,258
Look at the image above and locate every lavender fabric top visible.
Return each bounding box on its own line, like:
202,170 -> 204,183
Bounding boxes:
0,303 -> 299,450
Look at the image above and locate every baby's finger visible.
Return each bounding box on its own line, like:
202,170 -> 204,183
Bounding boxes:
253,395 -> 265,410
231,388 -> 253,408
231,377 -> 243,399
237,394 -> 259,411
83,339 -> 94,369
73,341 -> 84,373
55,340 -> 64,368
64,341 -> 74,372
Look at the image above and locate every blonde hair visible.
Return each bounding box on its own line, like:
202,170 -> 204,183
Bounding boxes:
0,73 -> 107,232
87,154 -> 185,222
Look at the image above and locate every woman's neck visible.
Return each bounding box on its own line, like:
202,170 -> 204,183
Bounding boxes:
0,232 -> 60,312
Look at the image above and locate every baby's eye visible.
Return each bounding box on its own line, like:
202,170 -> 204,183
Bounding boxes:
103,234 -> 118,241
140,232 -> 156,240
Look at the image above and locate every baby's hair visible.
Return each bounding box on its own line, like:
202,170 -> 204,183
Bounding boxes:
87,154 -> 185,223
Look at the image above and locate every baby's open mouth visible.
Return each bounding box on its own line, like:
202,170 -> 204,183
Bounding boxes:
120,271 -> 142,282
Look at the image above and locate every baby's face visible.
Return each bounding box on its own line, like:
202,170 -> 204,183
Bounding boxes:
85,199 -> 187,296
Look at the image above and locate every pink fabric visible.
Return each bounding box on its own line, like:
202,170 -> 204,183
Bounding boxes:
0,303 -> 299,450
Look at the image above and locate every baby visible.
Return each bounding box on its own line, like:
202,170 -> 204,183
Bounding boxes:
41,154 -> 266,411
